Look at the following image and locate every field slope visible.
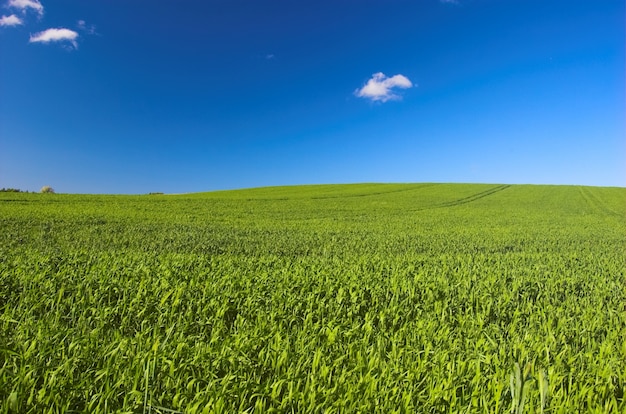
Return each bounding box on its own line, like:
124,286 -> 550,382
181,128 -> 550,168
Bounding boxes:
1,183 -> 625,413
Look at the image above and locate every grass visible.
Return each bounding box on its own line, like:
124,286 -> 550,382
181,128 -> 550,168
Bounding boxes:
1,183 -> 625,412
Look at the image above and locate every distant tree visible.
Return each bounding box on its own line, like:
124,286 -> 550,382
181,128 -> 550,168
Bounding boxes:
40,186 -> 55,194
0,188 -> 23,192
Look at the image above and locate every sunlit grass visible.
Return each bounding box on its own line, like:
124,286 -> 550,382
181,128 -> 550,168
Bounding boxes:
1,184 -> 624,412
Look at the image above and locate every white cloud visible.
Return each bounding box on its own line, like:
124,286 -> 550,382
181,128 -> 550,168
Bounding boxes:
77,19 -> 96,35
0,14 -> 23,26
30,28 -> 79,48
8,0 -> 44,16
355,72 -> 413,102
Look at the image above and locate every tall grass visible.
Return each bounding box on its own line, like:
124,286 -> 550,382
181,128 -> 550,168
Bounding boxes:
1,184 -> 624,412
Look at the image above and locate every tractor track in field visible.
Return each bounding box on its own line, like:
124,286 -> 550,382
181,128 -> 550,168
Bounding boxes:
578,187 -> 621,217
414,184 -> 511,211
309,183 -> 437,200
434,184 -> 511,208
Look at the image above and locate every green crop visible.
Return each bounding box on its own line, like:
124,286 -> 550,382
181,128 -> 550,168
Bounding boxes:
0,183 -> 624,413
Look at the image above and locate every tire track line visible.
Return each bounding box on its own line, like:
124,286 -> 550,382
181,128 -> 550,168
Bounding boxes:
413,184 -> 511,212
435,184 -> 511,208
310,183 -> 437,200
578,187 -> 621,217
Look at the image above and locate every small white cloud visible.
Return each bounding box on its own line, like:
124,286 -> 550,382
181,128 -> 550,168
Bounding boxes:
355,72 -> 414,102
440,0 -> 459,4
8,0 -> 44,16
265,53 -> 275,60
77,19 -> 96,35
0,14 -> 23,26
30,28 -> 79,49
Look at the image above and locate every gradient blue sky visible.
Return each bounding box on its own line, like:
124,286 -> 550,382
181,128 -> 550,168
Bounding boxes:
1,0 -> 624,194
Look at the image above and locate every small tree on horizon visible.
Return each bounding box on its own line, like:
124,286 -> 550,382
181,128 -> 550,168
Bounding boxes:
40,186 -> 55,194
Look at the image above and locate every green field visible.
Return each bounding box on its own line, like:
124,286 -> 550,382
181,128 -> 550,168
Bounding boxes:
1,183 -> 625,413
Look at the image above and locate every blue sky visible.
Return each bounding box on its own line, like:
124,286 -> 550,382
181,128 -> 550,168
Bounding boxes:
1,0 -> 624,194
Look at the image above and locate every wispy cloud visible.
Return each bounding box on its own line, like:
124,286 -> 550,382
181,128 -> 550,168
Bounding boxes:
8,0 -> 43,16
355,72 -> 413,102
0,14 -> 23,26
30,28 -> 79,48
440,0 -> 459,4
77,19 -> 96,35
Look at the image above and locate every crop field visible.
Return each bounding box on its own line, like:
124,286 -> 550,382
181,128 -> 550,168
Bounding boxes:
0,183 -> 625,413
